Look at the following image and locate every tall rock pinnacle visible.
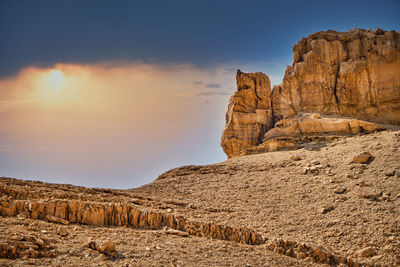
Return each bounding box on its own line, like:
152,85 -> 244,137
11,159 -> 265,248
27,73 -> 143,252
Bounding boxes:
221,71 -> 273,158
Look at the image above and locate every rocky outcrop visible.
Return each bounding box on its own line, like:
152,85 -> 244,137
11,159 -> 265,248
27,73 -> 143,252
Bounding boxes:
266,238 -> 364,266
0,235 -> 53,259
236,114 -> 384,156
221,28 -> 400,158
0,199 -> 264,246
263,113 -> 384,141
221,70 -> 273,158
0,198 -> 373,266
272,28 -> 400,124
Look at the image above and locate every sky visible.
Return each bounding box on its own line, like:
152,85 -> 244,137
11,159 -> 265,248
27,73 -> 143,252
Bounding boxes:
0,0 -> 399,188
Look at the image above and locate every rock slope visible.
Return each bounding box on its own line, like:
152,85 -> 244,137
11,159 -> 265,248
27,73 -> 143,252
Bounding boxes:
222,28 -> 400,158
1,130 -> 399,266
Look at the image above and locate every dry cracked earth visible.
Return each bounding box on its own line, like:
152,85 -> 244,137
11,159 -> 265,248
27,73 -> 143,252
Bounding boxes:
1,130 -> 400,266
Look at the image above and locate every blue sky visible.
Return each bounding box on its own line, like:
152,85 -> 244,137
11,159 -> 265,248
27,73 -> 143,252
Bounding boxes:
0,1 -> 399,188
2,0 -> 399,77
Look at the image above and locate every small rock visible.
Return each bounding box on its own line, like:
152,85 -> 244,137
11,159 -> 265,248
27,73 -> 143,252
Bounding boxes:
166,208 -> 172,213
46,215 -> 70,225
291,155 -> 301,161
319,205 -> 335,214
34,238 -> 45,247
97,240 -> 116,255
303,167 -> 319,175
164,228 -> 189,237
353,152 -> 372,164
385,170 -> 395,176
355,246 -> 376,258
334,187 -> 346,194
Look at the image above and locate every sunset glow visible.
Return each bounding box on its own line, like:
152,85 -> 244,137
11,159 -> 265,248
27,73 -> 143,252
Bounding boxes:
1,0 -> 399,189
0,62 -> 233,187
46,70 -> 65,91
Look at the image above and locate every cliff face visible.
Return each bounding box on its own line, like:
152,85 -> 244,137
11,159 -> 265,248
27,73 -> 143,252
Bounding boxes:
272,28 -> 400,124
222,28 -> 400,158
221,71 -> 273,158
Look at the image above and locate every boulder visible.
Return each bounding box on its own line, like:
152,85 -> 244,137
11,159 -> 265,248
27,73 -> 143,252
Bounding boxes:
353,152 -> 373,164
96,240 -> 116,255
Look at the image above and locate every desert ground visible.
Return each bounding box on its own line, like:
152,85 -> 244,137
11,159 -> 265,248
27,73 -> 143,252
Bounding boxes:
1,129 -> 399,266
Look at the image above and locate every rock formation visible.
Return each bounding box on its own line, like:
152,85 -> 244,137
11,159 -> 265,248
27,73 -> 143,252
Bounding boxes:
263,113 -> 384,141
0,198 -> 264,246
222,28 -> 400,158
238,114 -> 384,156
221,70 -> 273,158
273,28 -> 400,124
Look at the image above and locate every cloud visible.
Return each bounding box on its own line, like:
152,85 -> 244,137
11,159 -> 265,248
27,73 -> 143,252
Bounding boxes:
205,83 -> 221,89
195,91 -> 231,96
193,81 -> 203,85
0,61 -> 234,188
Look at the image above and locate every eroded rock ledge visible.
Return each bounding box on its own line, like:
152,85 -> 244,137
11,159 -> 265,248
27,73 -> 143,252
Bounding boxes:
0,198 -> 376,266
222,28 -> 400,158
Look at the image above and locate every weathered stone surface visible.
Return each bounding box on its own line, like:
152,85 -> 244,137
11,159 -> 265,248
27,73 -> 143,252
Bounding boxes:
272,28 -> 400,125
265,238 -> 364,266
263,113 -> 383,141
0,235 -> 53,259
221,29 -> 399,158
221,70 -> 273,158
0,198 -> 264,246
353,152 -> 373,164
242,137 -> 298,156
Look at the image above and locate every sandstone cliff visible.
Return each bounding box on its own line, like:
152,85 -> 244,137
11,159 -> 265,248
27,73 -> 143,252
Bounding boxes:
273,28 -> 400,124
221,70 -> 273,158
222,28 -> 400,158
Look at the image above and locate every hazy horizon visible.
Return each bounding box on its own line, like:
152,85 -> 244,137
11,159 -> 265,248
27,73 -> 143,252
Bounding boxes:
1,0 -> 399,188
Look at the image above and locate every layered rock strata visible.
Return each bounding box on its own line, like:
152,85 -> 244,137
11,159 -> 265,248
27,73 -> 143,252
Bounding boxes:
222,28 -> 400,158
221,70 -> 273,158
263,113 -> 384,141
273,28 -> 400,124
0,198 -> 374,266
0,199 -> 264,245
